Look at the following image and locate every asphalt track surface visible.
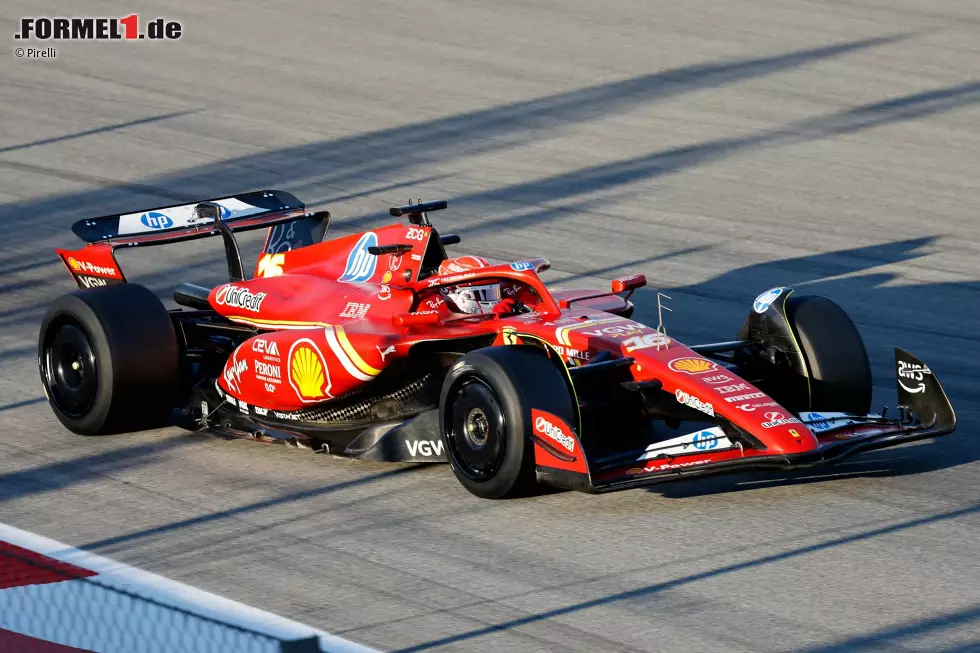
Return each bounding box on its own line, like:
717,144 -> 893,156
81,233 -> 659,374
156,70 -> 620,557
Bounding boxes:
1,1 -> 979,651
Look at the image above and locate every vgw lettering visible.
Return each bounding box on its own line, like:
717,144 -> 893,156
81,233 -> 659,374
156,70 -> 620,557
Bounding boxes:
406,440 -> 444,457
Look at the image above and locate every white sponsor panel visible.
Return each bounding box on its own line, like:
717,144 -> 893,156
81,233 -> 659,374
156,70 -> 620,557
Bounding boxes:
638,426 -> 732,461
118,197 -> 266,235
799,411 -> 877,433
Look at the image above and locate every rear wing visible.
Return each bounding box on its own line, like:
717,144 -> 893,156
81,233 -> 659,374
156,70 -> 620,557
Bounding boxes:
58,190 -> 329,289
72,190 -> 312,245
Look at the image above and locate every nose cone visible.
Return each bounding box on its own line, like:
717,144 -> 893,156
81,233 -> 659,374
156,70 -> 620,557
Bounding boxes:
755,419 -> 818,454
629,349 -> 819,454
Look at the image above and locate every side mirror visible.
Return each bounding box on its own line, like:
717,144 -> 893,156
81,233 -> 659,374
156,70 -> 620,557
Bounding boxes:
392,311 -> 441,327
611,274 -> 646,295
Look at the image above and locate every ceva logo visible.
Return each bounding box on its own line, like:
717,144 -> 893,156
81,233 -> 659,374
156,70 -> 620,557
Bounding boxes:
338,232 -> 379,283
140,211 -> 174,230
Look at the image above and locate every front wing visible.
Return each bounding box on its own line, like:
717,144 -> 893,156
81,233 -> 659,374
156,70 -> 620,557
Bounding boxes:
578,347 -> 957,493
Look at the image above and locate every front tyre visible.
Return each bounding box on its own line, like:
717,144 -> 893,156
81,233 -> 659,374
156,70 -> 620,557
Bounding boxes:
738,290 -> 872,415
38,284 -> 180,435
785,294 -> 872,415
439,346 -> 575,499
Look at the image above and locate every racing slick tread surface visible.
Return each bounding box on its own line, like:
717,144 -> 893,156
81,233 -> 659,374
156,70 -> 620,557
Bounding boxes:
785,294 -> 874,414
37,284 -> 180,434
439,346 -> 575,499
1,0 -> 979,651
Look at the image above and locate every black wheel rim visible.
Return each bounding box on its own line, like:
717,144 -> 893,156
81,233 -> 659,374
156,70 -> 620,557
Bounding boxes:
446,377 -> 506,482
42,320 -> 98,418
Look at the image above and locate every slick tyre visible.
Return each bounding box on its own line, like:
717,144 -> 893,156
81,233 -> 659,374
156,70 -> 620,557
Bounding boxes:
439,346 -> 575,499
785,294 -> 872,415
38,284 -> 180,435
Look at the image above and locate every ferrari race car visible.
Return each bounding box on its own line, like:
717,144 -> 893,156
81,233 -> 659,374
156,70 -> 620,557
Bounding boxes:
38,191 -> 957,498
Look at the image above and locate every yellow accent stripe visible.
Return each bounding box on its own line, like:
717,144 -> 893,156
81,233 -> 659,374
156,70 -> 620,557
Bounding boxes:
324,326 -> 373,382
227,316 -> 329,329
334,325 -> 381,377
556,316 -> 622,347
557,326 -> 573,346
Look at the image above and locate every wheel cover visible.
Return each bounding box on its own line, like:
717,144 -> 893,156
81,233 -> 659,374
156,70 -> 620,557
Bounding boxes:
43,320 -> 98,419
446,377 -> 506,482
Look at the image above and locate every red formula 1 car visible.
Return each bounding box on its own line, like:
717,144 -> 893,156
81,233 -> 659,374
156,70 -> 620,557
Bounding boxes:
38,191 -> 957,498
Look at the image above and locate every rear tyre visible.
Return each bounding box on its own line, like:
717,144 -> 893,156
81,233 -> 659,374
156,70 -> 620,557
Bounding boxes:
439,345 -> 575,499
38,284 -> 180,435
785,294 -> 872,415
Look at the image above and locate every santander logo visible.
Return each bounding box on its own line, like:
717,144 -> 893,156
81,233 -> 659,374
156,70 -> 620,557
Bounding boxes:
533,412 -> 576,453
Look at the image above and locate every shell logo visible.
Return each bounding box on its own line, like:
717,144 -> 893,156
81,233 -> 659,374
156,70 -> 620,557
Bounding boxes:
68,257 -> 81,271
288,339 -> 331,402
668,357 -> 717,375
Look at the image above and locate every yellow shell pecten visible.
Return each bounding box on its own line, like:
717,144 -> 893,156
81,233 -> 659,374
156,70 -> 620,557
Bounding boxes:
671,358 -> 713,373
291,346 -> 325,399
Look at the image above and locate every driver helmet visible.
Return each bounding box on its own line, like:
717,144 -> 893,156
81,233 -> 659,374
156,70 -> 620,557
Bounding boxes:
438,255 -> 501,314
